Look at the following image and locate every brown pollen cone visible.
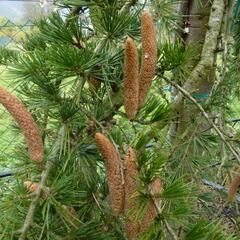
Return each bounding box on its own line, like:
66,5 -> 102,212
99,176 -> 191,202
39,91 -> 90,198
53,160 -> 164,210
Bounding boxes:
0,88 -> 43,163
124,37 -> 139,120
95,133 -> 125,216
138,11 -> 157,108
124,147 -> 140,240
228,173 -> 240,202
140,178 -> 160,234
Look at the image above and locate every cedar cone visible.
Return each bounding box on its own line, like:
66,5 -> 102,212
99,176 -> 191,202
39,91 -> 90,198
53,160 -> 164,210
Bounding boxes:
124,37 -> 139,120
124,147 -> 140,240
0,87 -> 43,163
228,173 -> 240,202
95,133 -> 125,215
138,11 -> 157,108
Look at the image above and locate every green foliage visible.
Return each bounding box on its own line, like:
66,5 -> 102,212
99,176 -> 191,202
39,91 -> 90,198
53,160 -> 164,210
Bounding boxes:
0,0 -> 238,239
185,220 -> 237,240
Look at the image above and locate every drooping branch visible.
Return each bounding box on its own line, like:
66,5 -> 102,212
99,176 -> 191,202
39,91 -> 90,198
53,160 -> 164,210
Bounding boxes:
162,76 -> 240,164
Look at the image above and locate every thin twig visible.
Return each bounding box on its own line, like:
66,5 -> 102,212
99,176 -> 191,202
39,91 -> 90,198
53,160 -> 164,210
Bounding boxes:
163,219 -> 178,240
162,75 -> 240,164
19,127 -> 64,240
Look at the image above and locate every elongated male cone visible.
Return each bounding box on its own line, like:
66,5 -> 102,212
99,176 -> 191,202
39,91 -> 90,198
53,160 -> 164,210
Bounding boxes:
138,11 -> 157,108
124,147 -> 140,240
140,178 -> 160,234
124,37 -> 139,120
95,133 -> 125,215
0,88 -> 43,163
228,173 -> 240,202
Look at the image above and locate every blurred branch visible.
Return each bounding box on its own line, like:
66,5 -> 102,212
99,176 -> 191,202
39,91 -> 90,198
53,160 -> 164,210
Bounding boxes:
19,127 -> 64,240
202,179 -> 240,204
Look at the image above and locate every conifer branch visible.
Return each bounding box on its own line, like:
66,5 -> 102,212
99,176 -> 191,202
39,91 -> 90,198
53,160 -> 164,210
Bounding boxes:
164,219 -> 178,240
162,76 -> 240,164
19,127 -> 64,240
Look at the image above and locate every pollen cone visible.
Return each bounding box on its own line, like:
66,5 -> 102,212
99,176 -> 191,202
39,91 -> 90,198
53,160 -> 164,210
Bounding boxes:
0,87 -> 43,163
124,147 -> 140,240
124,37 -> 139,120
95,133 -> 125,215
140,178 -> 160,234
138,11 -> 157,108
228,173 -> 240,202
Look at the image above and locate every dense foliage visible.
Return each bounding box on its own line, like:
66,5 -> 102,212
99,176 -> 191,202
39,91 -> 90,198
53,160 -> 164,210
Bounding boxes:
0,0 -> 240,239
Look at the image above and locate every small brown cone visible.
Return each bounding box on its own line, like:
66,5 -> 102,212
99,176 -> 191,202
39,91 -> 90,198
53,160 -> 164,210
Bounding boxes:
228,173 -> 240,202
95,133 -> 125,216
124,37 -> 139,120
0,87 -> 43,163
24,181 -> 39,193
140,178 -> 160,234
24,181 -> 50,198
124,147 -> 140,240
138,11 -> 157,108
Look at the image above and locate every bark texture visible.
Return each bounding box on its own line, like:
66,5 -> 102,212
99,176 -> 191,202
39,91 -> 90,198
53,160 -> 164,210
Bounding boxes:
173,0 -> 225,110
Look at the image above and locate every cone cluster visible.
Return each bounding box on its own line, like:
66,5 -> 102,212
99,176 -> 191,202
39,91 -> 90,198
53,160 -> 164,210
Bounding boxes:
124,11 -> 157,120
95,133 -> 161,239
0,87 -> 43,163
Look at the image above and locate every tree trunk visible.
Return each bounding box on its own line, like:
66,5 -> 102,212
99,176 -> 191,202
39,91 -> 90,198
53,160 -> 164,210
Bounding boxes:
170,0 -> 225,171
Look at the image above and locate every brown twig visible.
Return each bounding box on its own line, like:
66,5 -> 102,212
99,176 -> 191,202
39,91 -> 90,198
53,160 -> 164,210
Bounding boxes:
162,75 -> 240,164
19,127 -> 64,240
